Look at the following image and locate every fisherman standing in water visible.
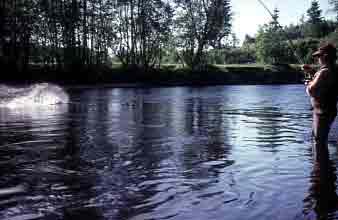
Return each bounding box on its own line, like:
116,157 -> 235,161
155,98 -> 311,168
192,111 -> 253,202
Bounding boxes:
303,43 -> 338,158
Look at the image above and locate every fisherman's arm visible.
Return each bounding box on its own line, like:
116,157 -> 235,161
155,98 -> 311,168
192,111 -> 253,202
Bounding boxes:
306,69 -> 329,97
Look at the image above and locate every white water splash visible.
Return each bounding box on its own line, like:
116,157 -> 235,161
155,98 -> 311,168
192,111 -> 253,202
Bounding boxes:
0,83 -> 69,108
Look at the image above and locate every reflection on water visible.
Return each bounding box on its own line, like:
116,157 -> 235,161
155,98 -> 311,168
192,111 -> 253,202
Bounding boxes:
0,85 -> 338,219
303,145 -> 338,220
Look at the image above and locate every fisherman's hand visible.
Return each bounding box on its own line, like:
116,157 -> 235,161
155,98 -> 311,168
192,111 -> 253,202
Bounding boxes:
301,64 -> 314,74
304,79 -> 311,86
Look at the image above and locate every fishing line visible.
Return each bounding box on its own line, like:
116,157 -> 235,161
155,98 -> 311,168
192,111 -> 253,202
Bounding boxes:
256,0 -> 306,65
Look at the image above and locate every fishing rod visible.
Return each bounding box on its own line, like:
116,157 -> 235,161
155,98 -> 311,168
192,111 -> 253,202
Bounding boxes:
257,0 -> 311,78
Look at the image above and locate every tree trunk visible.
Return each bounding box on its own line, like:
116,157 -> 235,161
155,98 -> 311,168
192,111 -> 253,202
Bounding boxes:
82,0 -> 88,65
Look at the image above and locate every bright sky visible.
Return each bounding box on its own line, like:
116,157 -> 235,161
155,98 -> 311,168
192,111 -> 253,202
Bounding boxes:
232,0 -> 335,44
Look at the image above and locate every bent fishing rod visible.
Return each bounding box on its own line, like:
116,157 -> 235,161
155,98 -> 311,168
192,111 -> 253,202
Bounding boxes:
257,0 -> 311,79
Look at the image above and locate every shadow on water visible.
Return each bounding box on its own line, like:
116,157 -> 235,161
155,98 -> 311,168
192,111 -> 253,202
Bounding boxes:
303,142 -> 338,220
55,112 -> 104,220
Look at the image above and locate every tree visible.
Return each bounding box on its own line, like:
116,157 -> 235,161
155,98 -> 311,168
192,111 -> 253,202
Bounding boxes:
241,34 -> 256,63
112,0 -> 173,69
255,8 -> 290,64
304,0 -> 327,38
307,0 -> 323,24
284,24 -> 303,40
329,0 -> 338,22
0,0 -> 38,72
294,39 -> 320,64
229,33 -> 239,48
270,8 -> 280,31
174,0 -> 232,70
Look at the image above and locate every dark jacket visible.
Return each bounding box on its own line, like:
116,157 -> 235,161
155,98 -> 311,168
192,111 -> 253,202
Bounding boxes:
308,65 -> 338,115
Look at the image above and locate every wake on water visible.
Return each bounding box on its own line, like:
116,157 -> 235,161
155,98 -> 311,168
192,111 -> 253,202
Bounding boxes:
0,83 -> 69,108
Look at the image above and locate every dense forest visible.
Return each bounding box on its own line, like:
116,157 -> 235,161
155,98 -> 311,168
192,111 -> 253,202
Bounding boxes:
0,0 -> 231,71
0,0 -> 338,82
237,1 -> 338,65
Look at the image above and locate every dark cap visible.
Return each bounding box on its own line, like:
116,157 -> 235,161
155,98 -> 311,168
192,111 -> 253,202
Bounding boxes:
312,43 -> 337,59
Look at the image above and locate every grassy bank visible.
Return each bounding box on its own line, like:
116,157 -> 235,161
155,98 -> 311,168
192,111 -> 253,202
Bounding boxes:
0,63 -> 305,86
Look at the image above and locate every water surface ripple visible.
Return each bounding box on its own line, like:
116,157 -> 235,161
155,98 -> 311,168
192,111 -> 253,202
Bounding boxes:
0,85 -> 337,220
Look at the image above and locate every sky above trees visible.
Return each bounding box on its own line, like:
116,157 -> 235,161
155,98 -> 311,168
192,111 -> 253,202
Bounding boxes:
232,0 -> 335,44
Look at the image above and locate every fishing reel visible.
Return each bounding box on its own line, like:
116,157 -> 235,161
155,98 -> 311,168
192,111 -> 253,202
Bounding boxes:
304,73 -> 314,81
302,64 -> 315,83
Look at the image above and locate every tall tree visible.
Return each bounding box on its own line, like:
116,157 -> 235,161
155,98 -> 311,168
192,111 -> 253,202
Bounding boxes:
304,0 -> 328,38
307,0 -> 323,24
0,0 -> 37,72
270,8 -> 280,31
174,0 -> 232,70
329,0 -> 338,22
255,8 -> 291,64
113,0 -> 173,69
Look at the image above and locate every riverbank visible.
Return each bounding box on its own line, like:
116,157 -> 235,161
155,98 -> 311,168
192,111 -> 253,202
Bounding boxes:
0,63 -> 305,86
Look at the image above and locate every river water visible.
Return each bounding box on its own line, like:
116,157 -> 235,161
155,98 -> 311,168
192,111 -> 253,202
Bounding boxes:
0,84 -> 338,220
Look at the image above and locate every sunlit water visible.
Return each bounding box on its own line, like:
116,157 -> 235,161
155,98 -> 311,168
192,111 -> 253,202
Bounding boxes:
0,85 -> 338,220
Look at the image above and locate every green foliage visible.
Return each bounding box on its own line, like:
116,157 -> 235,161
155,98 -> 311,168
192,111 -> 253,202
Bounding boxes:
205,48 -> 255,64
329,0 -> 338,21
307,0 -> 323,24
255,24 -> 290,64
243,35 -> 255,45
283,24 -> 304,40
324,29 -> 338,49
294,39 -> 320,63
113,0 -> 174,69
173,0 -> 232,70
269,8 -> 280,30
1,0 -> 337,80
303,0 -> 332,38
302,21 -> 333,38
254,8 -> 290,64
251,1 -> 337,65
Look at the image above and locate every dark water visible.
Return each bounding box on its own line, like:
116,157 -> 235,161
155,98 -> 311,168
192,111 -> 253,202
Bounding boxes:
0,85 -> 338,220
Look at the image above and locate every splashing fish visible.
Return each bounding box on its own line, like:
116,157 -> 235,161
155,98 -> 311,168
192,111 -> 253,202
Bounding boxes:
0,83 -> 69,108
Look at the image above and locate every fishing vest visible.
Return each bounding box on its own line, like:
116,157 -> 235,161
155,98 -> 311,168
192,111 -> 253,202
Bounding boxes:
311,65 -> 338,115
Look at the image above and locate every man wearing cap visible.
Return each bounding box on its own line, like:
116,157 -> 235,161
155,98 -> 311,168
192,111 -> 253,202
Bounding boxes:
302,43 -> 338,157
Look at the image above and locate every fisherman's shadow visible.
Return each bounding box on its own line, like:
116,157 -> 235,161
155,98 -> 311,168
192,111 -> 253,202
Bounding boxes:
303,142 -> 338,219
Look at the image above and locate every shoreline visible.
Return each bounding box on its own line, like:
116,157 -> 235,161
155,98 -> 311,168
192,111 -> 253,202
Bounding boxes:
0,64 -> 305,87
61,82 -> 303,90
